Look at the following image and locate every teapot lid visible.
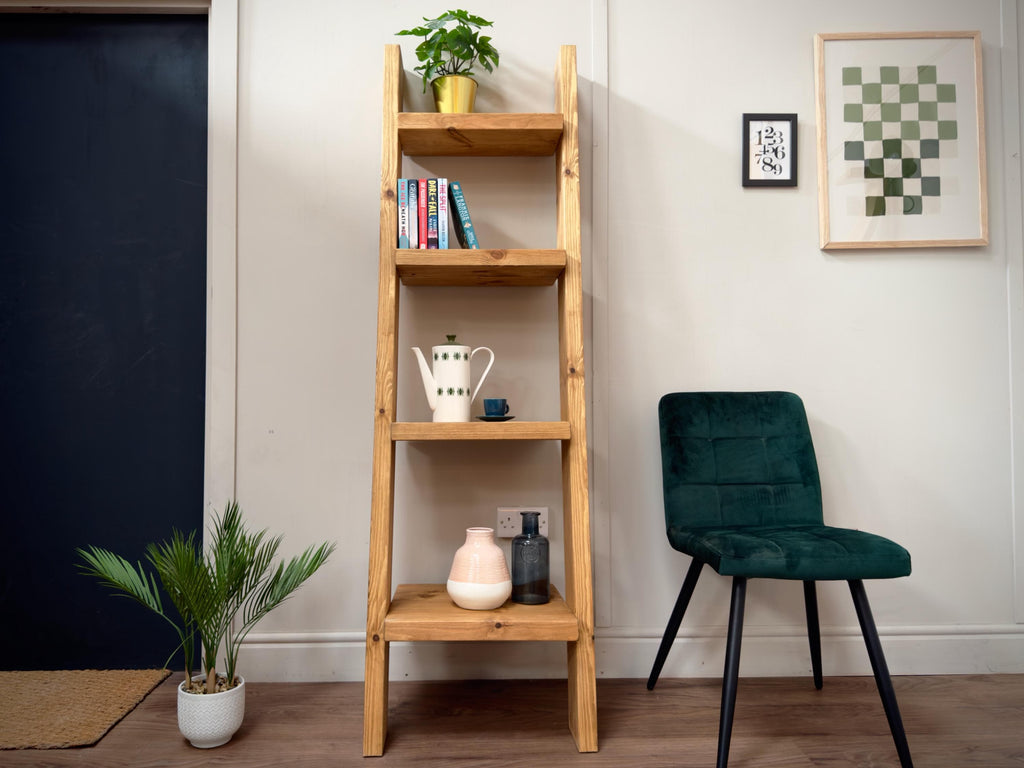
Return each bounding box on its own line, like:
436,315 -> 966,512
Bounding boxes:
441,334 -> 459,345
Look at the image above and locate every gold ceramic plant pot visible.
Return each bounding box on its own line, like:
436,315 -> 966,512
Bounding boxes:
431,75 -> 478,113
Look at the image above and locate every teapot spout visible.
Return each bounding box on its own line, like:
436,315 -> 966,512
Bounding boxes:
411,347 -> 437,412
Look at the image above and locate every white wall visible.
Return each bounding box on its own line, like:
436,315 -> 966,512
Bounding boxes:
599,0 -> 1024,678
204,0 -> 1024,681
225,0 -> 597,680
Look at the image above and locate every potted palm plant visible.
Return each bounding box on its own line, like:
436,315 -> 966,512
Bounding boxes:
77,501 -> 335,748
396,9 -> 499,113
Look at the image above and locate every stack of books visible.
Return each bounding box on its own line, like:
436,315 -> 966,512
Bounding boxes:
397,178 -> 479,250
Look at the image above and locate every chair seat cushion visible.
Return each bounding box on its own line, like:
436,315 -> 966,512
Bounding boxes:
666,524 -> 911,580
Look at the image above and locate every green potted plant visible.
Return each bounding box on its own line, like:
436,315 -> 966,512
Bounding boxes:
396,8 -> 499,113
77,501 -> 335,748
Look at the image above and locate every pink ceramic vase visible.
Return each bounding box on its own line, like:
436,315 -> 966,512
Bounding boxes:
446,527 -> 512,610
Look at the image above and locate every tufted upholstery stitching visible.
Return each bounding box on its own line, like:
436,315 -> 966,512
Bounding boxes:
659,392 -> 911,580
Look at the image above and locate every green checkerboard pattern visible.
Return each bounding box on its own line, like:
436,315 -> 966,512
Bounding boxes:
842,64 -> 957,217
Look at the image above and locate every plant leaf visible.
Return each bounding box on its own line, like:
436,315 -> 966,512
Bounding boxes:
395,8 -> 499,89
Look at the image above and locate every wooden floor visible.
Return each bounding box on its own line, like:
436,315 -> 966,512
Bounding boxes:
1,675 -> 1022,767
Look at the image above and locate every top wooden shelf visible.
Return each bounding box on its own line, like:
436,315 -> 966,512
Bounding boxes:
397,113 -> 563,156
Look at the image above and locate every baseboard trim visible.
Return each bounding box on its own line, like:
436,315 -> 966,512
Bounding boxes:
237,624 -> 1024,682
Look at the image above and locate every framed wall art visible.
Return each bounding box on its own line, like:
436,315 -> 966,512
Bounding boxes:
743,113 -> 798,187
814,31 -> 987,249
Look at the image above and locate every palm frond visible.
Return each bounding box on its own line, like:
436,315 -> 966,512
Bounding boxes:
77,542 -> 194,681
77,546 -> 164,614
79,501 -> 334,687
222,540 -> 336,682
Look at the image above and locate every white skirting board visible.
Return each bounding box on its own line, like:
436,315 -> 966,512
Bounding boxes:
237,625 -> 1024,682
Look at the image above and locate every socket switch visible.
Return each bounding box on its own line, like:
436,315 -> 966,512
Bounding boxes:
496,506 -> 549,538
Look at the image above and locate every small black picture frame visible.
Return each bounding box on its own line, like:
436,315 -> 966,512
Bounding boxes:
742,113 -> 798,187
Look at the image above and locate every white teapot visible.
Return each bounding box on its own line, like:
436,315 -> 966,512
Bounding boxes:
411,335 -> 494,422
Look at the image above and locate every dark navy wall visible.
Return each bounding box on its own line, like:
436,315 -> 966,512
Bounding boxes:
0,14 -> 208,670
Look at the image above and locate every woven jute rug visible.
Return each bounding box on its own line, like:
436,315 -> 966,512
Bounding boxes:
0,668 -> 171,749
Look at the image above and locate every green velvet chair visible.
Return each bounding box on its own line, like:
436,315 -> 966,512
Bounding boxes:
647,392 -> 913,768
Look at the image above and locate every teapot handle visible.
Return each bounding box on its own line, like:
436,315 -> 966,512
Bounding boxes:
469,347 -> 495,404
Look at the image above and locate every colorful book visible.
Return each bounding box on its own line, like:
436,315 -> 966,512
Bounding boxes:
447,180 -> 479,249
406,179 -> 418,249
397,178 -> 409,248
437,178 -> 449,249
426,178 -> 439,249
417,178 -> 428,249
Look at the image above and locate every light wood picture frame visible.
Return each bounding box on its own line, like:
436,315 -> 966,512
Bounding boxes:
814,31 -> 988,249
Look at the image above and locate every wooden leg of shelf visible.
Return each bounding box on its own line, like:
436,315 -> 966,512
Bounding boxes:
362,637 -> 389,756
567,635 -> 598,752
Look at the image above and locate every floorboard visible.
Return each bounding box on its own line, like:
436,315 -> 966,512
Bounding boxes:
0,675 -> 1021,767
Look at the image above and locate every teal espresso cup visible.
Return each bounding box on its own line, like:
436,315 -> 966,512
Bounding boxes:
483,398 -> 509,417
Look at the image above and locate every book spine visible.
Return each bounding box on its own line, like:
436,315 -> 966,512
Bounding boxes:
397,178 -> 409,248
426,178 -> 439,249
407,179 -> 418,249
437,178 -> 448,249
417,179 -> 428,249
447,180 -> 480,249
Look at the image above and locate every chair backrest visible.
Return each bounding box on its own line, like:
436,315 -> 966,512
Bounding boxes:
659,392 -> 823,529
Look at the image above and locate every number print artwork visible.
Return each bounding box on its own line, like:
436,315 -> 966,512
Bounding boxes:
753,124 -> 787,176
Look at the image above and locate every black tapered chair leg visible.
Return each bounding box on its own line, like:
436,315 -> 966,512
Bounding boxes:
717,576 -> 747,768
803,580 -> 823,690
849,580 -> 913,768
647,558 -> 704,690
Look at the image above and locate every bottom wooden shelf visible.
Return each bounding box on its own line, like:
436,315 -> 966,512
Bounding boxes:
383,583 -> 579,642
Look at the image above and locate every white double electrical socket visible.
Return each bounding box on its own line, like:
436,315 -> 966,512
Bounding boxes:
496,506 -> 549,538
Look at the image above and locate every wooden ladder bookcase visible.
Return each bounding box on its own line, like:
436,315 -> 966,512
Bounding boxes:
364,44 -> 596,756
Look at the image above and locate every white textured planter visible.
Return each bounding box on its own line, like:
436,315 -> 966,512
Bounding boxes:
177,675 -> 245,748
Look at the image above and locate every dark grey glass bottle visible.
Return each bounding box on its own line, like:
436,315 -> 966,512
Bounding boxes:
511,511 -> 549,604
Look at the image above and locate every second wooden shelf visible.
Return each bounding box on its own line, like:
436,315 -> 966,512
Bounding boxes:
396,249 -> 566,286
